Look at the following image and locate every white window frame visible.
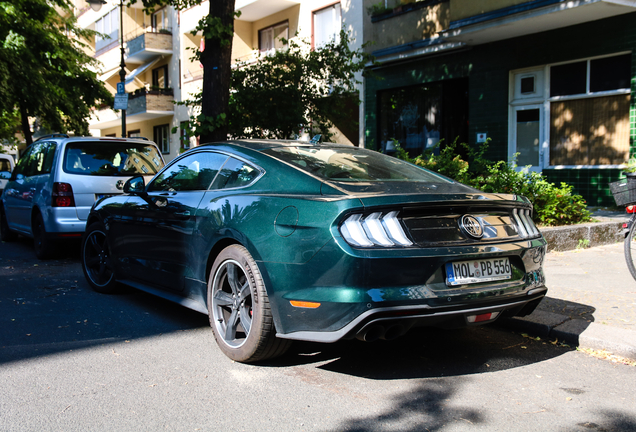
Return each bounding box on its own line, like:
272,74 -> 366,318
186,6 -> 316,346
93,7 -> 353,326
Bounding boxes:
509,52 -> 632,170
152,8 -> 169,32
313,2 -> 342,48
259,21 -> 289,53
95,8 -> 119,51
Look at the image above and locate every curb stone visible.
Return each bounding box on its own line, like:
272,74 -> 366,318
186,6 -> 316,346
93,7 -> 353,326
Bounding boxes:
540,220 -> 623,252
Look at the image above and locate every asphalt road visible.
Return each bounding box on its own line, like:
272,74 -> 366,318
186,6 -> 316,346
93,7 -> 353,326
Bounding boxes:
1,238 -> 635,431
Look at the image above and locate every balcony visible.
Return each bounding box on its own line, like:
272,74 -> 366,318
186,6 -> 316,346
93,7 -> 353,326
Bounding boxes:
235,0 -> 301,21
89,88 -> 174,130
441,0 -> 636,45
128,88 -> 174,116
126,28 -> 173,63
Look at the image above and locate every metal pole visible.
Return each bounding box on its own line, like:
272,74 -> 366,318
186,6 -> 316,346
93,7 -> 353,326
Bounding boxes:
118,0 -> 126,137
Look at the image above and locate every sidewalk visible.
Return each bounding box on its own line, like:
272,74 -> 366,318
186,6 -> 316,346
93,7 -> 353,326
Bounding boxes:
501,210 -> 636,361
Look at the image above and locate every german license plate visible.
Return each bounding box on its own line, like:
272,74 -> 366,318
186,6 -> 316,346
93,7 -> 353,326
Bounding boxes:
445,257 -> 512,286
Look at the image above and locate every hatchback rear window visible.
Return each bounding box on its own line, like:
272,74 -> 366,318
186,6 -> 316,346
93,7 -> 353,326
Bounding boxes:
265,146 -> 452,183
64,142 -> 164,176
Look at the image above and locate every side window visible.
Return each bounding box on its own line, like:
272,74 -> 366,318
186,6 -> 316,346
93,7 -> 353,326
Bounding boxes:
211,158 -> 261,190
12,147 -> 33,179
42,143 -> 57,174
15,142 -> 49,178
148,152 -> 228,192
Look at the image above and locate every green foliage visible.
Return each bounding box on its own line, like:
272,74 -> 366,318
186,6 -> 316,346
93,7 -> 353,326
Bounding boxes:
0,0 -> 113,143
576,239 -> 590,250
225,31 -> 372,140
192,11 -> 241,50
391,139 -> 592,227
0,109 -> 21,147
367,2 -> 390,16
623,156 -> 636,173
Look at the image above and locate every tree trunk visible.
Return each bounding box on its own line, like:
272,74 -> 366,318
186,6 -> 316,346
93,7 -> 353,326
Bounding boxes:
199,0 -> 235,144
19,101 -> 32,146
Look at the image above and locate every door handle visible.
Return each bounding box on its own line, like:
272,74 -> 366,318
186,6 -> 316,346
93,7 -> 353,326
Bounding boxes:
174,211 -> 190,217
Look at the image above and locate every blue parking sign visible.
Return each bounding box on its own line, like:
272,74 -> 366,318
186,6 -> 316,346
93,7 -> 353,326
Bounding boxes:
116,82 -> 125,94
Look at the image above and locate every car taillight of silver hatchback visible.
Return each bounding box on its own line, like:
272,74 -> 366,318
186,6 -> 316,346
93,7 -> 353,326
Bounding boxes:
340,211 -> 413,248
52,182 -> 75,207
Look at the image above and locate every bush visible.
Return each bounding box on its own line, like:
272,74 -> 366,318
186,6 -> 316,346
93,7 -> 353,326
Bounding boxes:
391,139 -> 591,227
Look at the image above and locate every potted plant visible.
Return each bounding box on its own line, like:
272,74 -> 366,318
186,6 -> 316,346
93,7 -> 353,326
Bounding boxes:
623,156 -> 636,203
623,157 -> 636,177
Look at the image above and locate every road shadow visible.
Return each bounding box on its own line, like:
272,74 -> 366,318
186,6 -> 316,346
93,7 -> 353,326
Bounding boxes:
265,323 -> 574,379
495,296 -> 599,347
538,296 -> 596,323
1,239 -> 576,377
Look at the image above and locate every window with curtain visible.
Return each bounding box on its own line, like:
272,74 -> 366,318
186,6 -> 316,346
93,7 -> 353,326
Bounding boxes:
259,22 -> 289,52
95,8 -> 119,51
313,3 -> 341,47
549,53 -> 631,166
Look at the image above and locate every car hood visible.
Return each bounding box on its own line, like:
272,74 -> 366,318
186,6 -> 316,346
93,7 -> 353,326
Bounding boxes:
320,181 -> 529,207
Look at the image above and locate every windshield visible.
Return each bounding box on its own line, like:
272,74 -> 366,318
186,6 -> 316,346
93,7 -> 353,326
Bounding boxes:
64,142 -> 164,176
265,146 -> 452,183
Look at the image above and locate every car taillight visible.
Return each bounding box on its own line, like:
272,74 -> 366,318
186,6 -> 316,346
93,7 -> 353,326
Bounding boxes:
512,208 -> 540,238
52,182 -> 75,207
340,211 -> 413,248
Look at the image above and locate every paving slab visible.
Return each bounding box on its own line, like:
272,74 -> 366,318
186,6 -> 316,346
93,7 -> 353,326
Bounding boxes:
502,240 -> 636,360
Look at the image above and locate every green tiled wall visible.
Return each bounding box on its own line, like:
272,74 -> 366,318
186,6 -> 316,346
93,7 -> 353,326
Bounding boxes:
365,12 -> 636,206
542,169 -> 624,208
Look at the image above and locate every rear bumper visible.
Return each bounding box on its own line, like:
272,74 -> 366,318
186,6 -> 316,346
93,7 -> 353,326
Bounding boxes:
263,237 -> 548,342
43,207 -> 86,235
276,287 -> 547,343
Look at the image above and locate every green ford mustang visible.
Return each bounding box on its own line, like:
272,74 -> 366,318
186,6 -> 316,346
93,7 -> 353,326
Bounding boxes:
81,140 -> 547,363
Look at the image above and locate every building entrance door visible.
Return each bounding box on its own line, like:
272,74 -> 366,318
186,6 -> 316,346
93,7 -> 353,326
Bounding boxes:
512,105 -> 545,172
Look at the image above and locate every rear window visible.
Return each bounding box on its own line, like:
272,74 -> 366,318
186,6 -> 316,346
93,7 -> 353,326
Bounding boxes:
63,142 -> 164,176
265,146 -> 452,183
0,158 -> 12,172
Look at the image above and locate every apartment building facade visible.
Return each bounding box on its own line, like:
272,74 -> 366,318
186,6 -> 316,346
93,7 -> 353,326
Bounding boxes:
76,0 -> 363,163
363,0 -> 636,206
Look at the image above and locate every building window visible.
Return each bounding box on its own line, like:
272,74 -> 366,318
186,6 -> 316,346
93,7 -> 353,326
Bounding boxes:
259,22 -> 288,52
548,53 -> 631,166
152,66 -> 168,89
127,129 -> 141,138
154,124 -> 170,154
152,8 -> 169,32
378,79 -> 469,157
313,3 -> 341,47
550,53 -> 630,97
550,95 -> 630,165
95,8 -> 119,51
180,121 -> 191,150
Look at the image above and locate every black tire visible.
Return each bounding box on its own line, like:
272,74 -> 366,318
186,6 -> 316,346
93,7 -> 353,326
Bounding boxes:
0,206 -> 17,242
33,212 -> 53,259
81,222 -> 120,294
625,220 -> 636,281
208,245 -> 291,363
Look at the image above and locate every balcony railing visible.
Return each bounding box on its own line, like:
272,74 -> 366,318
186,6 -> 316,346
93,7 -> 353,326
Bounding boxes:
127,88 -> 174,116
126,28 -> 173,62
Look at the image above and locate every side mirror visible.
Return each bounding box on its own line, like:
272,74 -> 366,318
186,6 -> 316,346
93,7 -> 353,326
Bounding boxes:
124,176 -> 146,194
0,171 -> 10,180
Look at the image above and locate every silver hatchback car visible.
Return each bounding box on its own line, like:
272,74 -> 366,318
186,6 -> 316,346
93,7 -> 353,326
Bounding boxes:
0,134 -> 165,259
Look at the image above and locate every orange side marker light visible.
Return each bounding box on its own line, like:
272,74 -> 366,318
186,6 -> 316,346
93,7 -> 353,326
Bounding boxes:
289,300 -> 321,309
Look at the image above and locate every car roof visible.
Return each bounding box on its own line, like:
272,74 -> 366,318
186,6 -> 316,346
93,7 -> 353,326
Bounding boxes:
28,135 -> 156,148
200,139 -> 354,152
